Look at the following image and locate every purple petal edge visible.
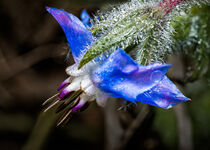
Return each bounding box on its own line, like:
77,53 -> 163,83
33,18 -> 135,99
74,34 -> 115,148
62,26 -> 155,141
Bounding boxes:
58,77 -> 70,91
58,88 -> 73,100
72,99 -> 86,112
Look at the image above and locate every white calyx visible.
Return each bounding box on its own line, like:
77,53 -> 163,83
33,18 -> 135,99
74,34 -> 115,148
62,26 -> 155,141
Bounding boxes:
65,63 -> 108,107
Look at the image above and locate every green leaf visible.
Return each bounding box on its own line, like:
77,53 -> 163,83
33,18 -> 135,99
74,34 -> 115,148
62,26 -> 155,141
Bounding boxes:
78,7 -> 159,69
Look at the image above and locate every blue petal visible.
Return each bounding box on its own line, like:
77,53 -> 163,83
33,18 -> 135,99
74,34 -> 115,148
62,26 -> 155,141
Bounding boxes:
80,9 -> 93,28
91,48 -> 171,102
137,76 -> 190,109
46,7 -> 94,63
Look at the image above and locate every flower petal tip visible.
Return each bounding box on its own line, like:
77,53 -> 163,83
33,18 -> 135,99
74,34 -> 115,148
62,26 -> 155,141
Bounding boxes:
58,89 -> 72,100
46,6 -> 61,15
72,99 -> 86,112
177,96 -> 191,102
46,6 -> 93,63
150,63 -> 172,74
57,77 -> 70,91
45,6 -> 52,12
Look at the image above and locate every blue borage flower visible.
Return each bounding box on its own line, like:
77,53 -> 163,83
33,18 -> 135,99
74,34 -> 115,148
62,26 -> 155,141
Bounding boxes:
44,7 -> 190,125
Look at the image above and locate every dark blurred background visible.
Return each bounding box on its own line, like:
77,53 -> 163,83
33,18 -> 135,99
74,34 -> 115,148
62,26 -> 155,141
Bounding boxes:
0,0 -> 210,150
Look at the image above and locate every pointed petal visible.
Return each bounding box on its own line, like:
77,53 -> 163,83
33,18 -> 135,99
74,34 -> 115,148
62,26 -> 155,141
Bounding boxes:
58,77 -> 82,99
91,49 -> 171,102
46,7 -> 94,62
80,9 -> 93,28
72,94 -> 94,112
136,76 -> 190,109
58,77 -> 71,91
72,98 -> 86,112
58,88 -> 73,100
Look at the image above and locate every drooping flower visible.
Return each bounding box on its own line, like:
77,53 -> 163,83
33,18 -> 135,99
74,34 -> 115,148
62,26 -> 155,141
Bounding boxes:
44,6 -> 190,125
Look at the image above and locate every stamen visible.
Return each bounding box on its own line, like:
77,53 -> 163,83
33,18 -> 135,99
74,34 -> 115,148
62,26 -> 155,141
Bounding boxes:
68,97 -> 81,110
42,93 -> 59,106
57,109 -> 72,126
56,98 -> 80,126
56,100 -> 74,114
56,90 -> 83,113
64,115 -> 73,125
44,99 -> 60,112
